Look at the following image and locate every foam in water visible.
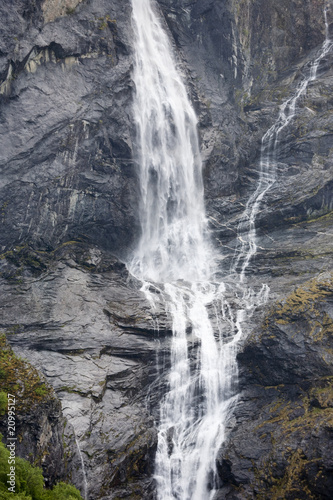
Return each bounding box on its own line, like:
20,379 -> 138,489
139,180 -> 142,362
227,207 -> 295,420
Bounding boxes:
129,0 -> 211,284
128,1 -> 332,498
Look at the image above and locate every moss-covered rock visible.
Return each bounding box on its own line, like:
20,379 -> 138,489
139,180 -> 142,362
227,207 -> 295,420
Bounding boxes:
0,334 -> 52,411
216,274 -> 333,498
0,335 -> 82,492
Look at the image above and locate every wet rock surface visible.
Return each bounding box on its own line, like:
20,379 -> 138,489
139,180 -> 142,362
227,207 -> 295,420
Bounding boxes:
0,242 -> 167,498
217,274 -> 333,499
0,0 -> 333,498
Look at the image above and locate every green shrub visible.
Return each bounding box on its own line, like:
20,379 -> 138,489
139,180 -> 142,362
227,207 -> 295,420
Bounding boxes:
0,437 -> 83,499
46,482 -> 83,500
0,393 -> 7,415
34,386 -> 47,397
0,336 -> 52,412
0,492 -> 31,498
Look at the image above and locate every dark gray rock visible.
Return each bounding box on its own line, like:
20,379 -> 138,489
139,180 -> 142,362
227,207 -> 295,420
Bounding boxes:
0,0 -> 139,258
216,273 -> 333,499
0,242 -> 166,498
1,0 -> 333,498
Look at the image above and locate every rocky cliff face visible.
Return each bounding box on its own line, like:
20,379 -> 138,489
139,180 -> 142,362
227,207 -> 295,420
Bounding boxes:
217,274 -> 333,499
0,0 -> 139,258
0,336 -> 81,489
0,243 -> 164,498
0,0 -> 333,498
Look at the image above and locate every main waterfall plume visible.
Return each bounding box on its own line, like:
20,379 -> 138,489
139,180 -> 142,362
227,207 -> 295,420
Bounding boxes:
129,0 -> 211,284
129,1 -> 233,498
128,0 -> 331,499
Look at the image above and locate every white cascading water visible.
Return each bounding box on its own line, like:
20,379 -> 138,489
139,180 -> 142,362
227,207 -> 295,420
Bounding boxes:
128,1 -> 331,499
75,436 -> 88,500
129,0 -> 211,284
129,1 -> 240,497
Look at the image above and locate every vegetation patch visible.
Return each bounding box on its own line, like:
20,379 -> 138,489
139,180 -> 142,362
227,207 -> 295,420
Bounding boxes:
270,274 -> 333,344
0,335 -> 53,412
0,436 -> 83,499
0,245 -> 47,282
98,15 -> 116,30
252,378 -> 333,499
243,275 -> 333,497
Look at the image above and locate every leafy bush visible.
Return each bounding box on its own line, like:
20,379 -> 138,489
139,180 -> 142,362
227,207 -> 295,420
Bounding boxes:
34,386 -> 47,397
46,483 -> 83,500
0,393 -> 7,415
0,438 -> 83,499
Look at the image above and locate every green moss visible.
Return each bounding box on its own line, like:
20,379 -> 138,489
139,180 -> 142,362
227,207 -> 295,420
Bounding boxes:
251,375 -> 333,497
35,385 -> 48,397
0,201 -> 9,222
98,15 -> 116,30
66,7 -> 76,15
303,209 -> 333,225
268,449 -> 318,499
0,334 -> 53,412
0,245 -> 47,280
250,275 -> 333,497
0,245 -> 27,260
7,325 -> 22,335
0,392 -> 7,415
274,274 -> 333,322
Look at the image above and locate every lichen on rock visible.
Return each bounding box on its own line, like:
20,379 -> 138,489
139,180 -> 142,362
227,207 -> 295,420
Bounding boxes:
42,0 -> 82,23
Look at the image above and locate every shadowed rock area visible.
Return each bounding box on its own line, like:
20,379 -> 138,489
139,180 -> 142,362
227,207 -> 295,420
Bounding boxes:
0,0 -> 332,498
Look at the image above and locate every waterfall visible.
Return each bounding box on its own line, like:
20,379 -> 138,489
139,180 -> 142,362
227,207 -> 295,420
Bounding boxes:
129,0 -> 211,284
232,5 -> 332,281
129,1 -> 252,497
75,435 -> 88,500
129,1 -> 236,497
128,1 -> 332,499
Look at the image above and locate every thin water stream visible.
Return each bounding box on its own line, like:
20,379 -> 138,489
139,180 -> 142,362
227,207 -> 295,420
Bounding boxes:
127,1 -> 332,498
75,435 -> 88,500
233,5 -> 332,281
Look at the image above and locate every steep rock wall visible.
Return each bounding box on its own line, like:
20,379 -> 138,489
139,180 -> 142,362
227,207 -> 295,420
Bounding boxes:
156,0 -> 333,287
0,0 -> 138,258
0,336 -> 82,489
0,0 -> 332,498
218,274 -> 333,499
